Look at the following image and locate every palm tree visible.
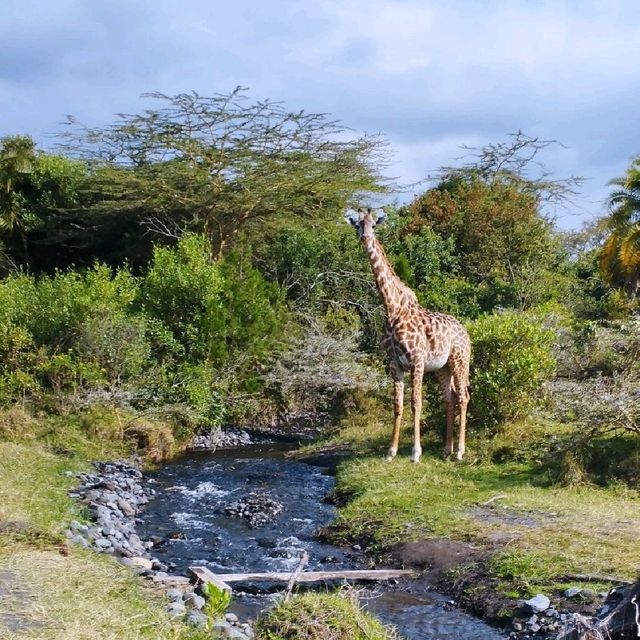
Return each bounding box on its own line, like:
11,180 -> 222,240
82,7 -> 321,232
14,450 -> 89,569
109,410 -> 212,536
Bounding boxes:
0,135 -> 36,262
600,158 -> 640,299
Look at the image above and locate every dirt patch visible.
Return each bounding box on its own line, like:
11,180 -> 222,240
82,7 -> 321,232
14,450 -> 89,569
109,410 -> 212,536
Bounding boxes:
0,569 -> 46,636
389,538 -> 483,574
469,505 -> 550,528
0,520 -> 68,553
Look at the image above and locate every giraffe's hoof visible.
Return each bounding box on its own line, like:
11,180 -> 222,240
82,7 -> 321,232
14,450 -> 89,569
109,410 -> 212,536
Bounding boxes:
385,447 -> 397,462
385,454 -> 396,462
455,451 -> 465,462
442,449 -> 453,460
410,448 -> 422,463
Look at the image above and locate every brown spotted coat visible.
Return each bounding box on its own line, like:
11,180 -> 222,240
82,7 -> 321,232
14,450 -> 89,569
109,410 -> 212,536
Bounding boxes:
346,208 -> 471,462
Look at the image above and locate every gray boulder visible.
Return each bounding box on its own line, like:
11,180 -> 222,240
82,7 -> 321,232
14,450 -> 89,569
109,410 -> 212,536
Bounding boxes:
524,594 -> 551,613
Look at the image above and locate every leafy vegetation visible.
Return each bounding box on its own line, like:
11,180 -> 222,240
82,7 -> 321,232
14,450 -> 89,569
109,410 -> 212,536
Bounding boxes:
255,590 -> 397,640
1,94 -> 639,637
600,156 -> 640,298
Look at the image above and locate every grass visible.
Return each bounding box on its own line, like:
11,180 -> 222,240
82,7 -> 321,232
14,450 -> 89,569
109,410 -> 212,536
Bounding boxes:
317,398 -> 640,597
255,590 -> 398,640
0,423 -> 206,640
0,547 -> 202,640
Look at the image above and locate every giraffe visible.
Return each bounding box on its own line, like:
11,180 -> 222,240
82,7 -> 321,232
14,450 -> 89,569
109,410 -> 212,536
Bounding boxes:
344,207 -> 471,462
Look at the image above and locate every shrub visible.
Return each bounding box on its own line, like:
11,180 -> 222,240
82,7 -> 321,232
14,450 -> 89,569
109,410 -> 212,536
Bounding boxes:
139,233 -> 223,360
256,590 -> 397,640
73,313 -> 150,387
212,248 -> 286,365
467,311 -> 556,430
28,265 -> 138,348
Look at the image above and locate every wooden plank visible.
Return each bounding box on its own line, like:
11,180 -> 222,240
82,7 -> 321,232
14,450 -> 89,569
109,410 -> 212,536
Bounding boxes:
189,566 -> 232,593
189,566 -> 413,585
152,574 -> 191,586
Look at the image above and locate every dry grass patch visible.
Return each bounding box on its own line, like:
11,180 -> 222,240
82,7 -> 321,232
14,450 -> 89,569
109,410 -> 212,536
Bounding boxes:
0,547 -> 193,640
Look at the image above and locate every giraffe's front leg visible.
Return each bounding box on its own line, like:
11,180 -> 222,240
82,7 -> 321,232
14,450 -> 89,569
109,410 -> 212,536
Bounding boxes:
387,378 -> 404,461
410,362 -> 425,463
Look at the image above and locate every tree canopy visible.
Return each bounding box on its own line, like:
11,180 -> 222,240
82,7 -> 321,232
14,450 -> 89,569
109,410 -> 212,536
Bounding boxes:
600,157 -> 640,298
58,88 -> 390,260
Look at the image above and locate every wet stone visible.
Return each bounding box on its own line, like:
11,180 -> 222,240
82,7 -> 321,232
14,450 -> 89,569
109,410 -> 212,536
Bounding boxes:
224,490 -> 284,528
184,593 -> 205,610
524,594 -> 550,613
186,610 -> 208,628
166,602 -> 186,617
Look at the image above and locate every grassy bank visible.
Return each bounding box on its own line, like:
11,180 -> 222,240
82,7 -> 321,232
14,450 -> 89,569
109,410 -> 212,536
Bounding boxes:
0,413 -> 209,640
314,400 -> 640,613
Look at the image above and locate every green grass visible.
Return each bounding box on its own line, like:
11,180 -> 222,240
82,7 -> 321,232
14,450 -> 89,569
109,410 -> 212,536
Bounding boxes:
255,590 -> 398,640
319,399 -> 640,596
0,432 -> 206,639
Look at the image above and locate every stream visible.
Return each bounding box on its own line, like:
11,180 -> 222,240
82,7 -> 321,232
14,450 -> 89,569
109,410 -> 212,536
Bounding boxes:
137,440 -> 507,639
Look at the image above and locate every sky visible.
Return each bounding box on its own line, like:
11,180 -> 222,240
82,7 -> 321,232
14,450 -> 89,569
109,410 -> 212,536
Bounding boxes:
1,0 -> 639,230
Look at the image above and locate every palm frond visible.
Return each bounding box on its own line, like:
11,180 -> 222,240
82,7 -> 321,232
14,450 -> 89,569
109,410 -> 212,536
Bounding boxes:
618,227 -> 640,273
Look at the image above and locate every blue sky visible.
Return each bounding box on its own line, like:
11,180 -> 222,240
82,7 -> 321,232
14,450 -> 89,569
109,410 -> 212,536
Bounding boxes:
1,0 -> 639,229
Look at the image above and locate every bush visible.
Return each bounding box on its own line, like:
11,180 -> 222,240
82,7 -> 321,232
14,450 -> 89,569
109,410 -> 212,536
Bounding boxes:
139,233 -> 223,360
467,311 -> 556,430
74,313 -> 150,387
256,590 -> 397,640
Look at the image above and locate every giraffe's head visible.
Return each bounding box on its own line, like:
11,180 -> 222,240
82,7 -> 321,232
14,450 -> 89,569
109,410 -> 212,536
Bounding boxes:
344,207 -> 387,240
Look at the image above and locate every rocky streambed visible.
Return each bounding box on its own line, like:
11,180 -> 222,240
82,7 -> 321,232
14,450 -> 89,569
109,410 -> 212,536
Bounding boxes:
64,431 -> 620,640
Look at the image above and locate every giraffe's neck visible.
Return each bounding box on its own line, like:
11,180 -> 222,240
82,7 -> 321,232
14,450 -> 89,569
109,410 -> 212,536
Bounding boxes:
363,234 -> 417,319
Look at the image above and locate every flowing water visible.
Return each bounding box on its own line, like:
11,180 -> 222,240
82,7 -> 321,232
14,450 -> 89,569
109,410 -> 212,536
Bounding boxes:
137,441 -> 506,639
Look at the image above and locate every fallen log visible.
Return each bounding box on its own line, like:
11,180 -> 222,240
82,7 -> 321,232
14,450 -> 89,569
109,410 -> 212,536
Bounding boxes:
189,566 -> 413,588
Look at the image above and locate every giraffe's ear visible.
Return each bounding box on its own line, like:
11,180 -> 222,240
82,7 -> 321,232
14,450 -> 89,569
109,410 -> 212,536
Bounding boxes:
344,209 -> 360,226
374,210 -> 388,225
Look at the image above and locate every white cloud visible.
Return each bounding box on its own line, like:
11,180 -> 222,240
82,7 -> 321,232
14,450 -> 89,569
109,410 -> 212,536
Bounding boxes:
1,0 -> 638,227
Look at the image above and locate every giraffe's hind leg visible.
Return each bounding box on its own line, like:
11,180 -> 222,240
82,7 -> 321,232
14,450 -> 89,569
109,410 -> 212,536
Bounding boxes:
450,359 -> 470,461
434,366 -> 456,459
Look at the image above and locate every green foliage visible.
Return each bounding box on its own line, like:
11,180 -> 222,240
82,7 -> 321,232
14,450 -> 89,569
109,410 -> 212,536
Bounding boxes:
253,219 -> 385,353
382,222 -> 481,318
256,590 -> 397,640
600,156 -> 640,300
467,312 -> 556,430
140,234 -> 284,366
140,233 -> 223,360
213,248 -> 286,364
201,582 -> 232,627
405,176 -> 573,313
488,550 -> 553,595
0,136 -> 86,268
74,313 -> 150,386
59,89 -> 388,260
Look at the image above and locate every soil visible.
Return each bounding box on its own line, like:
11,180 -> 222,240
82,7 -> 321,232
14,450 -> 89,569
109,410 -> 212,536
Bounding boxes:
0,569 -> 46,635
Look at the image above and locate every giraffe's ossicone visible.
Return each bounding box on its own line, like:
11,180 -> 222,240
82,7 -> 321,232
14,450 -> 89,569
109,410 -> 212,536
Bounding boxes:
344,207 -> 471,462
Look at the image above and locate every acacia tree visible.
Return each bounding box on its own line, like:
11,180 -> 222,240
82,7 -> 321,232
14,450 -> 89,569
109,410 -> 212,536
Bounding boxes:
59,88 -> 389,259
600,157 -> 640,299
